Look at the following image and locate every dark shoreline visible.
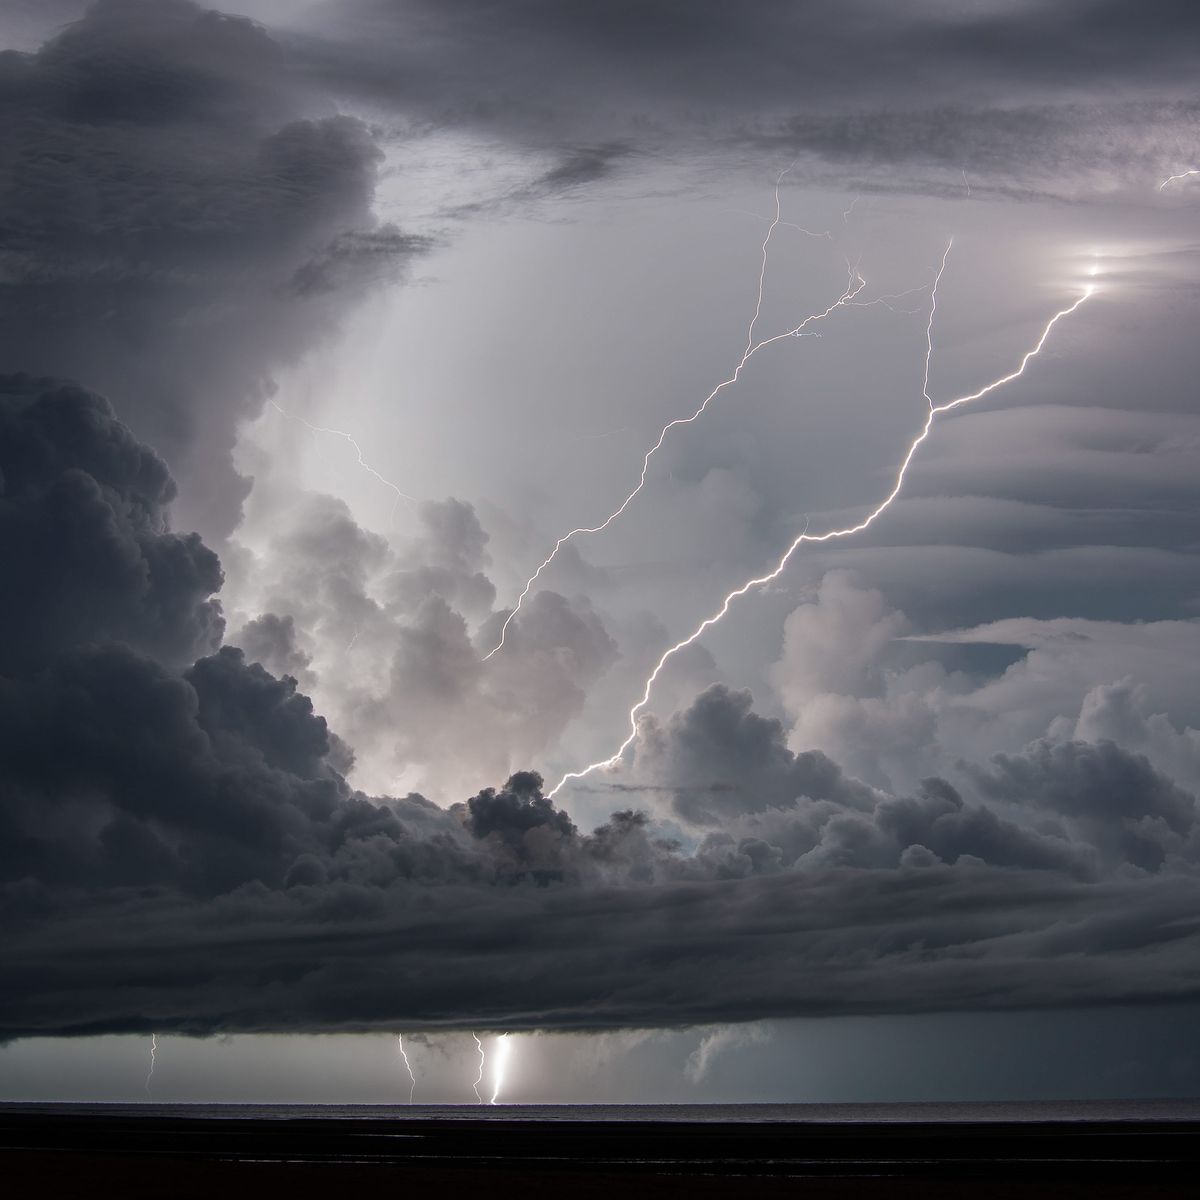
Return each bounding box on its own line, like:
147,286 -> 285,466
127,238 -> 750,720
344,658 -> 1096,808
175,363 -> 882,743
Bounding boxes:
3,1105 -> 1197,1198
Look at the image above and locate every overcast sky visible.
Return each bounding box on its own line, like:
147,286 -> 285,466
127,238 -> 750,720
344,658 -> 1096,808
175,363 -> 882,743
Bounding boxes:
2,0 -> 1200,1104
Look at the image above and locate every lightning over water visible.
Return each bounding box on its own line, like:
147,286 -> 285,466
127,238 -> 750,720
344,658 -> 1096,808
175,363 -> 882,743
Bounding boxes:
471,1033 -> 486,1103
144,1033 -> 156,1096
489,1034 -> 513,1105
548,274 -> 1094,798
397,1034 -> 417,1104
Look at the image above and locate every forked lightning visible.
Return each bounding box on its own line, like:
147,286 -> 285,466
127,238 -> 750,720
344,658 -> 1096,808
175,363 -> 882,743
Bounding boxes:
484,173 -> 870,659
548,267 -> 1094,797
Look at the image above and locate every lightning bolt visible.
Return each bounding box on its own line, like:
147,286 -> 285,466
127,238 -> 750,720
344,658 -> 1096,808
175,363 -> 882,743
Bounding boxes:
923,240 -> 954,408
397,1034 -> 417,1104
489,1033 -> 513,1105
471,1032 -> 485,1103
548,268 -> 1094,798
268,399 -> 418,515
725,206 -> 833,241
484,172 -> 869,659
144,1033 -> 156,1096
1159,169 -> 1200,190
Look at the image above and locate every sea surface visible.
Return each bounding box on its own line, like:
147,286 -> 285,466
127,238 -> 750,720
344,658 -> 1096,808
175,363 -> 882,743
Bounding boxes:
5,1098 -> 1198,1196
8,1097 -> 1200,1122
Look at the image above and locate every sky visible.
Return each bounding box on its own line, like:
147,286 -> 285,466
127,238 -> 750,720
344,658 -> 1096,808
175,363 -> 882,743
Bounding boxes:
1,0 -> 1200,1104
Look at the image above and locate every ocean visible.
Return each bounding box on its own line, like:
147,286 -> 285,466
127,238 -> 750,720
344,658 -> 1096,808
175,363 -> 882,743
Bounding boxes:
4,1098 -> 1197,1197
10,1097 -> 1200,1121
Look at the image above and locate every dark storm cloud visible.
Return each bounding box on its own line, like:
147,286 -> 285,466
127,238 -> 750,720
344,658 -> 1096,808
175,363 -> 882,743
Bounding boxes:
6,844 -> 1200,1038
967,738 -> 1198,872
634,684 -> 879,824
297,0 -> 1200,109
0,0 -> 426,539
286,0 -> 1200,188
5,3 -> 1200,1045
0,376 -> 223,674
3,389 -> 1197,1037
533,143 -> 630,193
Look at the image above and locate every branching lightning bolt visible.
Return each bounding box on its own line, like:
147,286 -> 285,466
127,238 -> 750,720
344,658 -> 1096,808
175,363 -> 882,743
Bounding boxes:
1159,169 -> 1200,190
471,1032 -> 485,1103
397,1034 -> 417,1104
484,172 -> 868,659
268,400 -> 418,513
548,266 -> 1094,798
144,1033 -> 157,1096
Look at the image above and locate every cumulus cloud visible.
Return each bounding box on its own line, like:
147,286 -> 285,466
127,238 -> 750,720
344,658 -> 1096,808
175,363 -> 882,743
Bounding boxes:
766,571 -> 1200,798
4,391 -> 1199,1041
225,491 -> 618,798
0,375 -> 223,674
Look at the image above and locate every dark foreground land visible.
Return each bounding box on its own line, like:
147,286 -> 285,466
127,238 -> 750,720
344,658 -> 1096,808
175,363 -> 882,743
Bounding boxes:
2,1106 -> 1197,1198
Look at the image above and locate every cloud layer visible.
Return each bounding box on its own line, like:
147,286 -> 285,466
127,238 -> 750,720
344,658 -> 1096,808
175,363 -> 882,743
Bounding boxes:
3,379 -> 1199,1039
2,1 -> 1200,1052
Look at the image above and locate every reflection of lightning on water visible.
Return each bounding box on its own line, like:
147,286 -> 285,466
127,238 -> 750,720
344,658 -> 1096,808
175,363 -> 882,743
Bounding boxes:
397,1034 -> 417,1104
144,1033 -> 157,1096
1159,169 -> 1200,190
489,1034 -> 513,1105
268,399 -> 418,517
485,172 -> 870,659
548,269 -> 1094,798
471,1033 -> 485,1103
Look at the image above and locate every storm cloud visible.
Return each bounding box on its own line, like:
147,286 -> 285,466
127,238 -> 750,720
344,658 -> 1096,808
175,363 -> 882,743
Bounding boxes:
3,1 -> 1200,1093
0,0 -> 426,540
3,382 -> 1200,1040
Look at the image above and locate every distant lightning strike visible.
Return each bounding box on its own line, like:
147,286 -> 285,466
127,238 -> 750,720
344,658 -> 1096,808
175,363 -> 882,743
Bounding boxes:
484,173 -> 869,659
1159,169 -> 1200,190
144,1033 -> 157,1095
268,400 -> 418,513
471,1033 -> 486,1103
548,276 -> 1094,799
397,1034 -> 417,1104
489,1034 -> 513,1105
